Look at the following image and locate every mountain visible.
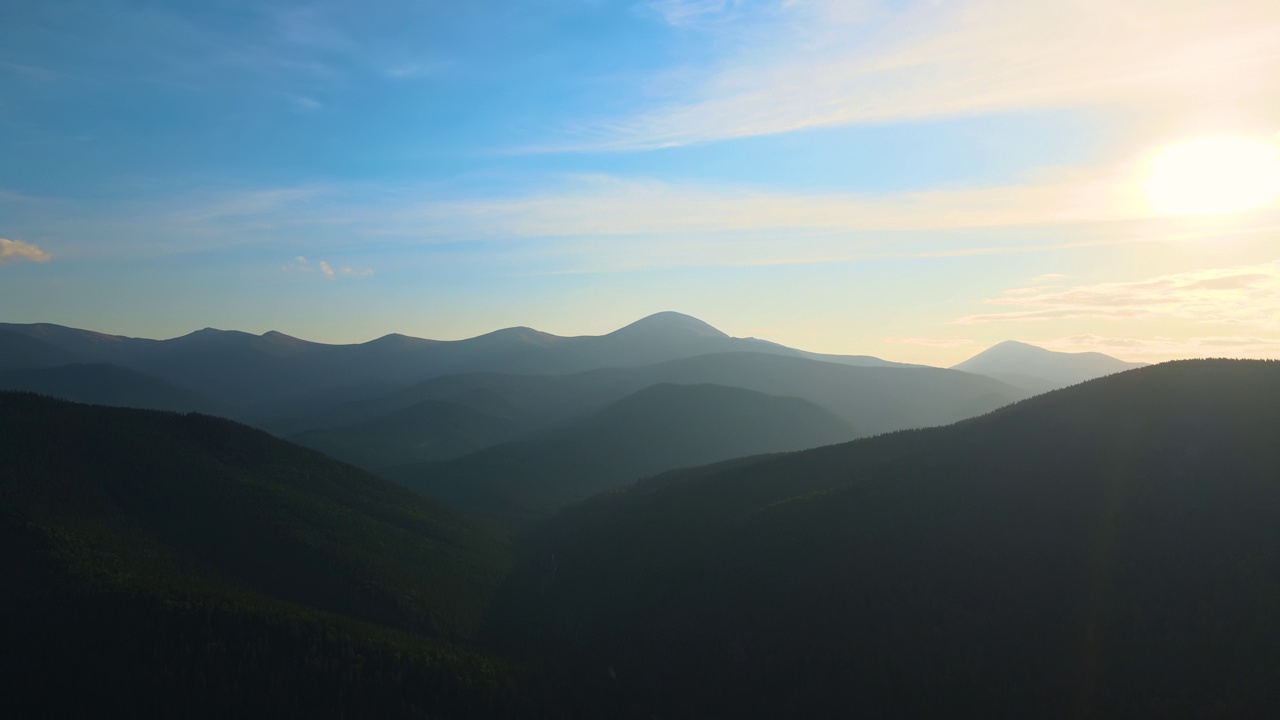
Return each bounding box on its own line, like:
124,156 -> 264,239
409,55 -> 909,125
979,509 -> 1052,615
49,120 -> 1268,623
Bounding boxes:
0,392 -> 545,717
0,313 -> 912,416
0,328 -> 83,370
495,360 -> 1280,718
953,340 -> 1146,392
388,383 -> 854,523
284,352 -> 1026,469
292,397 -> 528,468
0,363 -> 230,414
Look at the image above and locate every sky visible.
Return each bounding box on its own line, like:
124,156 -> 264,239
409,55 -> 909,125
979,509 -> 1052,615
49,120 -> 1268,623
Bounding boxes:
3,0 -> 1280,366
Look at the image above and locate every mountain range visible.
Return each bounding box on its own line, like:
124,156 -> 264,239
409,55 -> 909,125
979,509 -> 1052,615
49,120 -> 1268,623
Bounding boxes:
5,359 -> 1278,717
0,312 -> 912,416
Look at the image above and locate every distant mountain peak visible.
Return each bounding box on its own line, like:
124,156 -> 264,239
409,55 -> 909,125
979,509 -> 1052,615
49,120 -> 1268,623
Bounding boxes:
610,312 -> 729,339
952,340 -> 1146,392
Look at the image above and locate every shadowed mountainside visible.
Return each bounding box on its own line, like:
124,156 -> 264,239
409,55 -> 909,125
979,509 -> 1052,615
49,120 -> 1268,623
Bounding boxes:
493,360 -> 1280,718
388,383 -> 854,523
0,328 -> 84,370
0,392 -> 557,718
0,363 -> 230,415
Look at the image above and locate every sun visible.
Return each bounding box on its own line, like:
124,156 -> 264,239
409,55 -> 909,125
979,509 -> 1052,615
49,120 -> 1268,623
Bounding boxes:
1143,137 -> 1280,216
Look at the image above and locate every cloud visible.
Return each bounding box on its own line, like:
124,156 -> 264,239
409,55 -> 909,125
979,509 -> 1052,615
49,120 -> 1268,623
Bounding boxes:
645,0 -> 740,28
284,255 -> 372,280
559,0 -> 1280,150
0,238 -> 52,265
953,261 -> 1280,332
1028,273 -> 1069,284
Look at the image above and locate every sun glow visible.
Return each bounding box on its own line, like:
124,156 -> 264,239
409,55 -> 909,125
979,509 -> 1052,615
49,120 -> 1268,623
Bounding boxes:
1144,137 -> 1280,216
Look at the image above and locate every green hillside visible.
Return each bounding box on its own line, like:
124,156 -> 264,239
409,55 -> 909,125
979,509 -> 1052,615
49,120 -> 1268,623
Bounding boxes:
0,392 -> 555,718
494,360 -> 1280,718
390,383 -> 853,524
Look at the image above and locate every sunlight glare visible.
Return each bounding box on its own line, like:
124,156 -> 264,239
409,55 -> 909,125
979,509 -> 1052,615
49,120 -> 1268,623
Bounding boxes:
1144,137 -> 1280,216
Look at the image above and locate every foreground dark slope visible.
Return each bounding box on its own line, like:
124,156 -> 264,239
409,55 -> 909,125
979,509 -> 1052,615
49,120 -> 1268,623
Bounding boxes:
496,360 -> 1280,719
0,393 -> 548,718
391,383 -> 854,523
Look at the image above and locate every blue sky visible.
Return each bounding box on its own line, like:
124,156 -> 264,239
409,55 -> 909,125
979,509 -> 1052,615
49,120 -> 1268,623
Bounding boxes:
3,0 -> 1280,364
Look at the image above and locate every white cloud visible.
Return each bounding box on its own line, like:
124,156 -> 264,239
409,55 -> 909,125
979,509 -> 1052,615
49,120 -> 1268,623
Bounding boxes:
284,255 -> 372,280
954,261 -> 1280,332
561,0 -> 1280,150
645,0 -> 740,27
0,238 -> 52,265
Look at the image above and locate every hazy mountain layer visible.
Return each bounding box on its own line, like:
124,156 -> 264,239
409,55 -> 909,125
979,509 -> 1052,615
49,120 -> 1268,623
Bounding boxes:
496,360 -> 1280,718
953,339 -> 1146,391
389,383 -> 854,523
293,351 -> 1025,447
292,397 -> 528,468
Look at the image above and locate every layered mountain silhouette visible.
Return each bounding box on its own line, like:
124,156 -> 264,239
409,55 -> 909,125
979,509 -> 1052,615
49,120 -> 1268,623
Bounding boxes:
497,360 -> 1280,718
0,392 -> 535,717
953,339 -> 1145,392
0,363 -> 229,414
0,312 -> 912,415
0,328 -> 83,370
388,383 -> 854,523
289,352 -> 1026,471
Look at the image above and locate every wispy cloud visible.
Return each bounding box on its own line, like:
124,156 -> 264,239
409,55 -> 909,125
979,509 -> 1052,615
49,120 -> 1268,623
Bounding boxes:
562,0 -> 1280,150
285,255 -> 372,280
0,238 -> 51,265
954,261 -> 1280,332
645,0 -> 741,28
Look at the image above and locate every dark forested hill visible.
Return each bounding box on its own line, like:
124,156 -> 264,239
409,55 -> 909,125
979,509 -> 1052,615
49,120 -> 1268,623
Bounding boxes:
389,383 -> 854,523
0,393 -> 551,718
495,360 -> 1280,718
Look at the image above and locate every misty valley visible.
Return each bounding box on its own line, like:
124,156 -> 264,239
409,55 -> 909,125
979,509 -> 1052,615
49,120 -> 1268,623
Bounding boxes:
2,313 -> 1277,718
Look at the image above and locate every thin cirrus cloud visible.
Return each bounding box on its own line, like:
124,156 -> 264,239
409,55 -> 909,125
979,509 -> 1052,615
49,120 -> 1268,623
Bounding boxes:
953,261 -> 1280,332
285,256 -> 373,280
0,238 -> 51,265
557,0 -> 1280,151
